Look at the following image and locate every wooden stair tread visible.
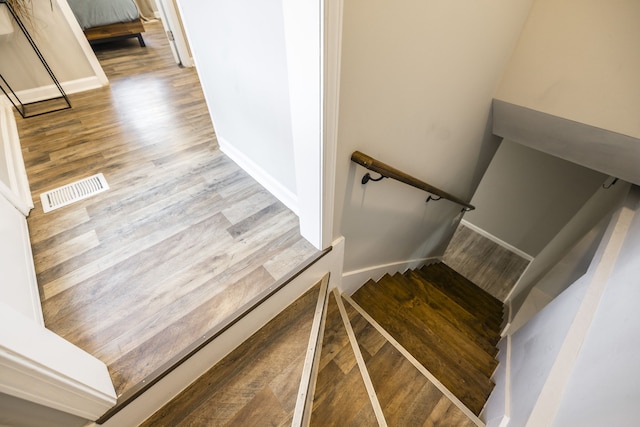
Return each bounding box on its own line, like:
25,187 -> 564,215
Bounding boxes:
345,301 -> 478,426
310,292 -> 378,426
419,263 -> 504,327
432,262 -> 503,308
352,279 -> 494,415
401,271 -> 500,349
414,267 -> 503,328
140,283 -> 321,426
356,275 -> 497,385
388,273 -> 499,375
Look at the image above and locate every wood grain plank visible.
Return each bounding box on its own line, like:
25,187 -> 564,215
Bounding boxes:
443,224 -> 530,301
310,293 -> 378,426
352,279 -> 493,415
404,270 -> 500,347
346,301 -> 477,426
140,283 -> 320,426
17,21 -> 317,398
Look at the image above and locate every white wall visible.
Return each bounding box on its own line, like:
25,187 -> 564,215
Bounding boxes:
178,0 -> 298,211
508,275 -> 590,426
465,140 -> 606,256
487,185 -> 639,426
333,0 -> 534,276
0,0 -> 106,98
553,188 -> 640,426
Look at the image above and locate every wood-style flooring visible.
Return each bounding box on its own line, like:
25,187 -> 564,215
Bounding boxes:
345,302 -> 477,426
310,292 -> 378,426
16,21 -> 316,398
140,283 -> 321,426
351,263 -> 503,416
444,224 -> 530,301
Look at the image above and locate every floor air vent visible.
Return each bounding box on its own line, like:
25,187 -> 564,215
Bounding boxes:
40,173 -> 109,213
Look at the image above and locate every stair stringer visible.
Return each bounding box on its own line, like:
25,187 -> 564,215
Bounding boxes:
93,237 -> 345,427
333,289 -> 388,426
339,257 -> 441,296
342,293 -> 486,427
302,287 -> 387,426
293,274 -> 330,425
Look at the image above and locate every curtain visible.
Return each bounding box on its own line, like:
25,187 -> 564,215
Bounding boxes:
134,0 -> 157,21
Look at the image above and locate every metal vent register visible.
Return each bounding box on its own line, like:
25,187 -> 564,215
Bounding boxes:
40,173 -> 109,213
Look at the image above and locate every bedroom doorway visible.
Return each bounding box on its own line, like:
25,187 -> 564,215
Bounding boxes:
60,0 -> 193,74
154,0 -> 193,67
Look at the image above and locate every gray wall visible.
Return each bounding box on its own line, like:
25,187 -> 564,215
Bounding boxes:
0,392 -> 87,427
465,140 -> 607,257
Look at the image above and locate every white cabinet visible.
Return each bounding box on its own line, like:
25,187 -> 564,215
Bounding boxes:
0,98 -> 41,325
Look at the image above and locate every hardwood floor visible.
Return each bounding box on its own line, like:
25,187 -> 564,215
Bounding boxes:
444,224 -> 530,301
310,292 -> 378,426
351,263 -> 503,416
345,301 -> 477,426
140,283 -> 321,426
16,21 -> 316,398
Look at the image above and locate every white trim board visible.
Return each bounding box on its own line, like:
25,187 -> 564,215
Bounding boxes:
483,336 -> 511,427
11,77 -> 105,105
292,273 -> 329,426
0,303 -> 116,420
319,0 -> 343,250
340,257 -> 440,296
461,220 -> 534,261
334,289 -> 387,426
218,137 -> 299,216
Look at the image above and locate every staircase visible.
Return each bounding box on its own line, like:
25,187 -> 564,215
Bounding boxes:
138,262 -> 503,426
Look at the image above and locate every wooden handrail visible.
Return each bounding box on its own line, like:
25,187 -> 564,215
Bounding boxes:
350,151 -> 475,211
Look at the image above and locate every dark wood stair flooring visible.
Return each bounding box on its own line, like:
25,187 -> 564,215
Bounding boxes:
419,263 -> 504,328
404,270 -> 500,348
310,291 -> 378,426
392,272 -> 499,369
345,301 -> 477,426
351,263 -> 503,416
140,283 -> 321,426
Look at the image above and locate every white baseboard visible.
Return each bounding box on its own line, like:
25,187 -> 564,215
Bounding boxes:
482,335 -> 511,427
12,77 -> 106,104
461,220 -> 534,261
340,257 -> 440,296
218,137 -> 299,215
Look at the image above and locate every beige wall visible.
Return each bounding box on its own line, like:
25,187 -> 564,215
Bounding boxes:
0,0 -> 98,93
492,0 -> 640,185
496,0 -> 640,140
333,0 -> 535,273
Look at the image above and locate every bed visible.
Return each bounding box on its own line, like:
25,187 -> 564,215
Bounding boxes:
67,0 -> 146,47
